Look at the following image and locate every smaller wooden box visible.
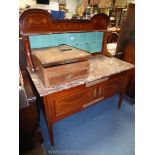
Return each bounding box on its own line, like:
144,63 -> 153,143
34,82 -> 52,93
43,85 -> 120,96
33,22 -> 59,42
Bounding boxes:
32,45 -> 91,87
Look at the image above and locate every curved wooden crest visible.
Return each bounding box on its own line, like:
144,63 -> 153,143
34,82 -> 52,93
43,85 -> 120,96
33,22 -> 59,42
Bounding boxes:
19,9 -> 109,35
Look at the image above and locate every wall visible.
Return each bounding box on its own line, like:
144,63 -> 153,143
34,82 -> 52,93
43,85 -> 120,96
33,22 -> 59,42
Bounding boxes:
19,0 -> 36,8
19,0 -> 60,10
66,0 -> 78,13
20,0 -> 79,12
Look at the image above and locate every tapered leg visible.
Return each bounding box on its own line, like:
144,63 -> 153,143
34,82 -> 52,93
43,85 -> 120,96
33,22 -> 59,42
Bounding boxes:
118,71 -> 131,109
43,96 -> 55,146
47,121 -> 54,145
118,92 -> 124,109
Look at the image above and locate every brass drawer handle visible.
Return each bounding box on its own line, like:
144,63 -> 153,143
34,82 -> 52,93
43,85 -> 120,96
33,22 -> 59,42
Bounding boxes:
93,88 -> 97,98
98,86 -> 102,96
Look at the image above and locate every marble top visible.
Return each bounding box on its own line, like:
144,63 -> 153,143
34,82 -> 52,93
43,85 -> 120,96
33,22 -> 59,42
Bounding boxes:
28,55 -> 134,96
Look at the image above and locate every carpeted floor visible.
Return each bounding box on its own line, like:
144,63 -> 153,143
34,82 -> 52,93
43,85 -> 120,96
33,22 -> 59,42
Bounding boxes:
40,94 -> 135,155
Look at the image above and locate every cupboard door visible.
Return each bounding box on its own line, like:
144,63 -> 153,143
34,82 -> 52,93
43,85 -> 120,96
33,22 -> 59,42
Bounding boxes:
98,73 -> 125,98
54,89 -> 92,117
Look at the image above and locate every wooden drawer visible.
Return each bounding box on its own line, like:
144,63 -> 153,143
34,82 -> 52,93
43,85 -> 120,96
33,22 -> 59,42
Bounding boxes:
54,88 -> 92,117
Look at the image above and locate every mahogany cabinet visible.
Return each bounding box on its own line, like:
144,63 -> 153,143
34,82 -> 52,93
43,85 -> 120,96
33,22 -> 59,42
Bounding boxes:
19,9 -> 134,146
41,71 -> 130,145
44,71 -> 127,122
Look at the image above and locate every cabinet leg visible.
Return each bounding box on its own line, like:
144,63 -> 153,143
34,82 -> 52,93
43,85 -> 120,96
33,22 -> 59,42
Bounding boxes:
118,72 -> 131,109
47,121 -> 54,146
118,92 -> 124,109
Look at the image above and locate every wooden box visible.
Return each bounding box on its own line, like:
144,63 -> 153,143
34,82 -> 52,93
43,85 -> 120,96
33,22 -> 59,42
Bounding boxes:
32,45 -> 91,87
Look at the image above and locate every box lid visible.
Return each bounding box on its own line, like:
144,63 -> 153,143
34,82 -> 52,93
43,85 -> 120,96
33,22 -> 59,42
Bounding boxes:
32,45 -> 91,67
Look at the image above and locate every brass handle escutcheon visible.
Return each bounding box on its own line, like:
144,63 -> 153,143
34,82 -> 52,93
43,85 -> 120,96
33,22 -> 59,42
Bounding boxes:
98,86 -> 102,96
93,88 -> 97,98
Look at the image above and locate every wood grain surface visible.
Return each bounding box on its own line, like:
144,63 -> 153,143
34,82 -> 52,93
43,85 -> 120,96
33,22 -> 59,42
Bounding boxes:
32,46 -> 91,67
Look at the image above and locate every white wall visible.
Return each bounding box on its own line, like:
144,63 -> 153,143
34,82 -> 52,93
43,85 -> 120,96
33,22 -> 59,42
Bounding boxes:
19,0 -> 67,8
66,0 -> 78,13
19,0 -> 60,10
19,0 -> 36,8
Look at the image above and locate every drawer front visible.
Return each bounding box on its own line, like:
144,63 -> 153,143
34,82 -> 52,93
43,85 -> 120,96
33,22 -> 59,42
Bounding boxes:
54,89 -> 92,116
